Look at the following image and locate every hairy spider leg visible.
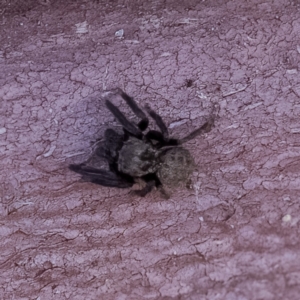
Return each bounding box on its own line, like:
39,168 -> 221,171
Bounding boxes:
116,88 -> 149,131
94,128 -> 129,177
105,100 -> 143,138
132,172 -> 163,197
180,117 -> 214,144
142,104 -> 179,146
69,164 -> 134,188
144,104 -> 169,138
135,179 -> 156,197
95,129 -> 123,161
103,88 -> 149,132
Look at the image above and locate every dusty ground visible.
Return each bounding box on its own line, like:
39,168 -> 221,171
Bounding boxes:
1,0 -> 300,299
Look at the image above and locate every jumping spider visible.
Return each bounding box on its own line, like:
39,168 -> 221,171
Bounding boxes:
69,88 -> 214,197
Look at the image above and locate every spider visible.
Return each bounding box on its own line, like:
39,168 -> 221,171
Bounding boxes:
69,88 -> 214,197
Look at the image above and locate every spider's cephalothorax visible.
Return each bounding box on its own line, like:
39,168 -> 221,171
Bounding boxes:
69,88 -> 214,197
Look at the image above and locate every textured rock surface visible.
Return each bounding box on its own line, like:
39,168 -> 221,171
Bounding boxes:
1,0 -> 300,299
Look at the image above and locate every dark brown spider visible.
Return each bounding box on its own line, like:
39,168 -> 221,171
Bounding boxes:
69,88 -> 214,197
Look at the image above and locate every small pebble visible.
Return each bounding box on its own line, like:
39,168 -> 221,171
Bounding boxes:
282,214 -> 292,222
0,128 -> 7,134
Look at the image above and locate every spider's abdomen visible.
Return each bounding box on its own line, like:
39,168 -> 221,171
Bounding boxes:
118,137 -> 159,177
157,147 -> 195,186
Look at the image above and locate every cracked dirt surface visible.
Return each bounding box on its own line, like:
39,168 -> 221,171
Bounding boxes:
1,0 -> 300,299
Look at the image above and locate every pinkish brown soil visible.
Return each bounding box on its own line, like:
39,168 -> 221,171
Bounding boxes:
1,0 -> 300,299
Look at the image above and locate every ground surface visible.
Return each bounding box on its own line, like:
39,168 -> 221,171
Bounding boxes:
1,0 -> 300,299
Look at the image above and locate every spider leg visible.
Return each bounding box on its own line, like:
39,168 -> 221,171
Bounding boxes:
97,129 -> 123,160
180,117 -> 214,144
145,130 -> 179,146
69,164 -> 134,188
145,130 -> 165,143
134,180 -> 156,197
133,173 -> 162,197
105,100 -> 143,137
116,88 -> 149,131
157,186 -> 170,199
102,88 -> 149,133
104,128 -> 123,149
144,104 -> 169,139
